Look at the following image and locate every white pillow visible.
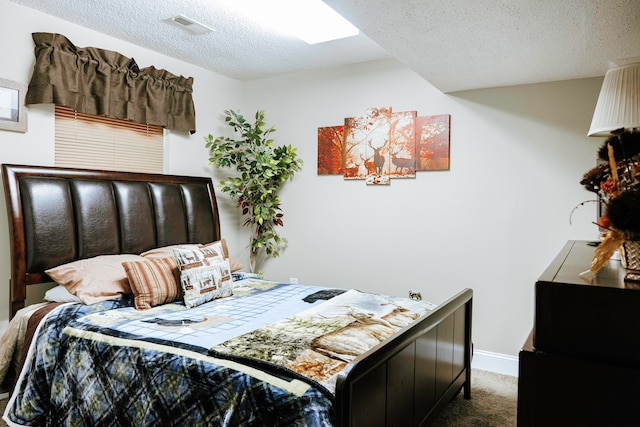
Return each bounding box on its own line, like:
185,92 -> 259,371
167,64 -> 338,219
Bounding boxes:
44,285 -> 82,303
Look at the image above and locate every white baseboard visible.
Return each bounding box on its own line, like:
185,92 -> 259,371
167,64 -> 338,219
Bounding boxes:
472,349 -> 519,377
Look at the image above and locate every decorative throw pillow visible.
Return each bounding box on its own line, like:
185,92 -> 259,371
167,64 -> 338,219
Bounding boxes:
122,257 -> 181,310
199,240 -> 245,272
197,240 -> 244,272
173,246 -> 233,309
45,254 -> 143,305
140,238 -> 245,272
173,241 -> 225,267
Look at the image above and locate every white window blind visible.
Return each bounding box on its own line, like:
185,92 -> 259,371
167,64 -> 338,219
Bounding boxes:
55,105 -> 164,173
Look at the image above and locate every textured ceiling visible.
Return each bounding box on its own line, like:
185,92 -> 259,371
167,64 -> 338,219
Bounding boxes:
10,0 -> 640,93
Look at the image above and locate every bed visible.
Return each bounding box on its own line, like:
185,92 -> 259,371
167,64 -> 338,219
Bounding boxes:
0,163 -> 473,426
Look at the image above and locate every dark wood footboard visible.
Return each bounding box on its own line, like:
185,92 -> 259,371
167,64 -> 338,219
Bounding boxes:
334,288 -> 473,427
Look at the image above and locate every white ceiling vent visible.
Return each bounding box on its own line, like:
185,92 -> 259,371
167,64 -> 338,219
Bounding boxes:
169,15 -> 215,35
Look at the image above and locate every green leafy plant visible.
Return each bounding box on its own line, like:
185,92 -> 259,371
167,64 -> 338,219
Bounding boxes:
205,110 -> 303,272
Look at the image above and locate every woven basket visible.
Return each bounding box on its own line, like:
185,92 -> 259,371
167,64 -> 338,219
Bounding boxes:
621,240 -> 640,271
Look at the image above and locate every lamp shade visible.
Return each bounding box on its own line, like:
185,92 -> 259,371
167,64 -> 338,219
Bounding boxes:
588,63 -> 640,137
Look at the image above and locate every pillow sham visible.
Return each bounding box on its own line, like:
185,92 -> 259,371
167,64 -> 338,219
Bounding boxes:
122,257 -> 181,310
45,254 -> 143,305
173,240 -> 225,267
198,241 -> 245,272
225,257 -> 244,273
140,243 -> 201,258
140,239 -> 244,272
173,246 -> 233,309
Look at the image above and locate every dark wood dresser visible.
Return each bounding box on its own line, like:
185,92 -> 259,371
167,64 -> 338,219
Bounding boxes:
518,240 -> 640,426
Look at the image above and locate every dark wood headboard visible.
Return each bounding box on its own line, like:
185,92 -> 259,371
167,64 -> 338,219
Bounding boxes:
2,164 -> 221,317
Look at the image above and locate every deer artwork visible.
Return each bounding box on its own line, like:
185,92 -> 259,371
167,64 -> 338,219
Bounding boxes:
342,162 -> 361,178
360,153 -> 376,175
368,140 -> 386,175
390,148 -> 415,174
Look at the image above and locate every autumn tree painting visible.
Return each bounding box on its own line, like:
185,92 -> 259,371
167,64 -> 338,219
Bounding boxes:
317,107 -> 450,184
344,107 -> 392,183
317,125 -> 343,175
386,110 -> 417,178
416,114 -> 450,171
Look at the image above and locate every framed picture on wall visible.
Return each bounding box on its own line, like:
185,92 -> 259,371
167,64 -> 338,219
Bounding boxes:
0,78 -> 27,133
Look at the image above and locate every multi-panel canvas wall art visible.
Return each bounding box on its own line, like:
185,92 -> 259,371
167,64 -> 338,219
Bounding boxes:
317,107 -> 450,185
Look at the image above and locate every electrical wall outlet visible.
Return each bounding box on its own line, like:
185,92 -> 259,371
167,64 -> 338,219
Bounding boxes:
290,277 -> 298,284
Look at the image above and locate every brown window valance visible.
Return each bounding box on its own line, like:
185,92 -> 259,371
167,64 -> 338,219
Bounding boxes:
25,32 -> 196,133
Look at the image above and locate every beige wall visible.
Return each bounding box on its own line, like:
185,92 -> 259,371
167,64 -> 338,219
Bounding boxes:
0,0 -> 605,360
242,62 -> 604,357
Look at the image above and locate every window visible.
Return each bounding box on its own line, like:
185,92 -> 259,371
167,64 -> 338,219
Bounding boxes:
55,105 -> 164,173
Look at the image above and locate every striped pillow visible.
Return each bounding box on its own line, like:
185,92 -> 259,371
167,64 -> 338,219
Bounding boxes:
122,257 -> 180,310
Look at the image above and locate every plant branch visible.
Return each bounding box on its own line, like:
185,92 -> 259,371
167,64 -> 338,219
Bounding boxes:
205,110 -> 303,271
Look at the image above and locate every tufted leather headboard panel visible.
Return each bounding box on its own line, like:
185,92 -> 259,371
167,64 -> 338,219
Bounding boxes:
2,164 -> 221,317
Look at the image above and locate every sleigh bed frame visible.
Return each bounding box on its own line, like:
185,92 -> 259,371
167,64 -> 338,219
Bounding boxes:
2,163 -> 473,426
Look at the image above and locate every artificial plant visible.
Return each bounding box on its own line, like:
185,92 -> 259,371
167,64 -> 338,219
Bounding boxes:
205,110 -> 303,272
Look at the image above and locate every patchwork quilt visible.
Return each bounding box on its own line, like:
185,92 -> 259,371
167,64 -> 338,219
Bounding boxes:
4,279 -> 434,426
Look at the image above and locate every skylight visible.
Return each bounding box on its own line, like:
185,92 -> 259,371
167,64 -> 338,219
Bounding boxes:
239,0 -> 359,44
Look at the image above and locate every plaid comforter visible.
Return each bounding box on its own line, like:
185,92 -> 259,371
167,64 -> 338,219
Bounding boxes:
4,281 -> 434,426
